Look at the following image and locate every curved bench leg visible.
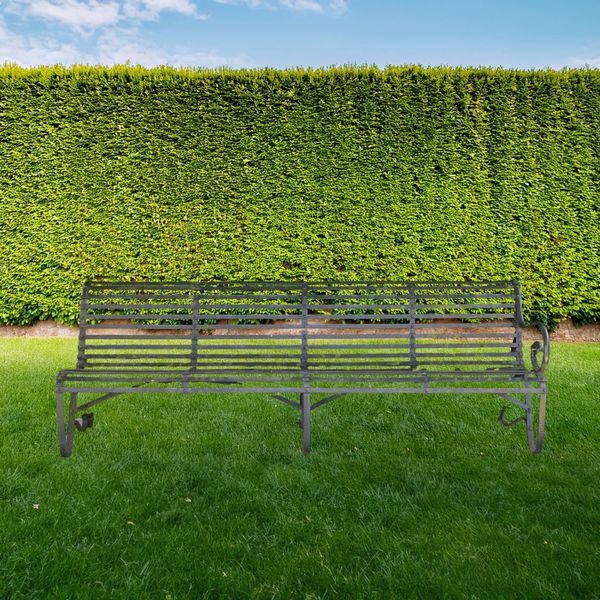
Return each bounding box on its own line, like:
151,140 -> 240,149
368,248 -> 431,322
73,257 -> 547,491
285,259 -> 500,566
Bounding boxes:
300,392 -> 311,455
57,390 -> 77,458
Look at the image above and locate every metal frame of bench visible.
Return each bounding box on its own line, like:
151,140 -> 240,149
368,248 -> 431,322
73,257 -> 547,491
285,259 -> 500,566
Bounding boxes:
56,280 -> 549,457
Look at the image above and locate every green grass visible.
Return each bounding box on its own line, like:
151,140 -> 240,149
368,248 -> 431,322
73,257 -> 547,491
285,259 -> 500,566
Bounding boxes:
1,339 -> 599,599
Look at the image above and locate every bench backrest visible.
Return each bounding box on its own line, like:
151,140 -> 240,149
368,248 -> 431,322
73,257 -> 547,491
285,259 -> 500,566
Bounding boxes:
78,281 -> 525,372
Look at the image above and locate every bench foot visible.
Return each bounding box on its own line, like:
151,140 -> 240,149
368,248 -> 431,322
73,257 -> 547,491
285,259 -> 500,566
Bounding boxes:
300,392 -> 311,455
498,405 -> 525,428
75,413 -> 94,432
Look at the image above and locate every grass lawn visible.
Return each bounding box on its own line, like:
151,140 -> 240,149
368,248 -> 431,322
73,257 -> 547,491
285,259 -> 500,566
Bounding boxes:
1,338 -> 599,599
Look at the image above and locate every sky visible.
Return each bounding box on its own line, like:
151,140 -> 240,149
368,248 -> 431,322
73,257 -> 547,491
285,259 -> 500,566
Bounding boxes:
0,0 -> 599,70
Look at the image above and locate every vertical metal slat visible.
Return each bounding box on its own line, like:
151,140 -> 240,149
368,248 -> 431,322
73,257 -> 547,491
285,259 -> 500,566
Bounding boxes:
408,282 -> 417,370
191,295 -> 199,370
301,282 -> 309,373
77,281 -> 91,369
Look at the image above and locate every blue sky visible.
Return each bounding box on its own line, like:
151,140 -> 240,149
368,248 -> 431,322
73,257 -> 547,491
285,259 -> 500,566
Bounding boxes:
0,0 -> 599,69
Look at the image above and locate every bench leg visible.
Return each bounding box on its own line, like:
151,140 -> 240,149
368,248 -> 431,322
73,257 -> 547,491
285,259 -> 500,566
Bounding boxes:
57,390 -> 77,458
534,392 -> 547,454
300,392 -> 311,455
525,391 -> 546,454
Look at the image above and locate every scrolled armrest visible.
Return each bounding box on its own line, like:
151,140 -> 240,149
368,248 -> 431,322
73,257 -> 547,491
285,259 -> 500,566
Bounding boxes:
529,322 -> 550,373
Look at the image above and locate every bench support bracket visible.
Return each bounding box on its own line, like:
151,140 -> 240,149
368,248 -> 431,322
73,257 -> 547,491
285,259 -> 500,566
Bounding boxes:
311,393 -> 348,411
272,394 -> 301,410
498,390 -> 546,453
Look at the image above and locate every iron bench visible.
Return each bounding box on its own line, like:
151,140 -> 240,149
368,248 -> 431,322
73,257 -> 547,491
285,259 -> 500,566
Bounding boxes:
56,280 -> 549,457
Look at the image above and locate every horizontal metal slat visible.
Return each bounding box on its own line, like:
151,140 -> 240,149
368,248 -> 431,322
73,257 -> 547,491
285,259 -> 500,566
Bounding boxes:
306,281 -> 513,291
305,302 -> 513,310
86,324 -> 194,330
62,366 -> 531,376
307,304 -> 411,311
84,362 -> 192,368
87,314 -> 194,321
414,313 -> 515,320
86,303 -> 194,311
306,332 -> 514,339
191,291 -> 301,297
86,304 -> 301,313
309,387 -> 542,394
305,293 -> 516,300
194,334 -> 302,340
85,334 -> 193,340
197,314 -> 302,321
415,341 -> 516,348
86,278 -> 512,288
415,303 -> 515,310
88,293 -> 196,300
413,351 -> 515,358
86,292 -> 515,303
415,359 -> 515,366
62,368 -> 189,375
83,311 -> 515,323
195,303 -> 302,311
306,294 -> 410,300
61,385 -> 542,395
84,344 -> 193,350
83,353 -> 193,359
103,361 -> 304,368
195,353 -> 302,359
308,362 -> 413,369
195,344 -> 302,350
305,352 -> 411,359
87,281 -> 304,291
288,313 -> 515,321
305,342 -> 515,350
90,312 -> 304,320
87,293 -> 303,301
144,367 -> 302,374
414,322 -> 515,329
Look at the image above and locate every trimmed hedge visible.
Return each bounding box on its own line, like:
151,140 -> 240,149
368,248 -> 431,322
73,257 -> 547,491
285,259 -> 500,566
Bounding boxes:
0,65 -> 599,326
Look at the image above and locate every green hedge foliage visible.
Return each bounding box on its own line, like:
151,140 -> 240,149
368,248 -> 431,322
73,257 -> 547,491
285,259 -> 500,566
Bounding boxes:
0,65 -> 599,326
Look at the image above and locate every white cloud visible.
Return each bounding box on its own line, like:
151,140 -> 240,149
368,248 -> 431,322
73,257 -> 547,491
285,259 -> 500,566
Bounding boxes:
4,0 -> 208,34
0,18 -> 251,67
122,0 -> 206,21
94,26 -> 164,64
569,56 -> 600,67
566,41 -> 600,68
95,26 -> 248,67
214,0 -> 271,6
214,0 -> 346,12
328,0 -> 346,12
0,15 -> 84,63
280,0 -> 323,11
27,0 -> 120,32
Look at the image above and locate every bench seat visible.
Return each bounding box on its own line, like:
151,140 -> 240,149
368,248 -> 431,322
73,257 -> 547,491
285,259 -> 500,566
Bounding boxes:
58,366 -> 544,391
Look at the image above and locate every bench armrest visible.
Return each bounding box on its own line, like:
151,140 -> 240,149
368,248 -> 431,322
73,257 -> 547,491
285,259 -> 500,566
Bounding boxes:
514,285 -> 550,374
529,322 -> 550,374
